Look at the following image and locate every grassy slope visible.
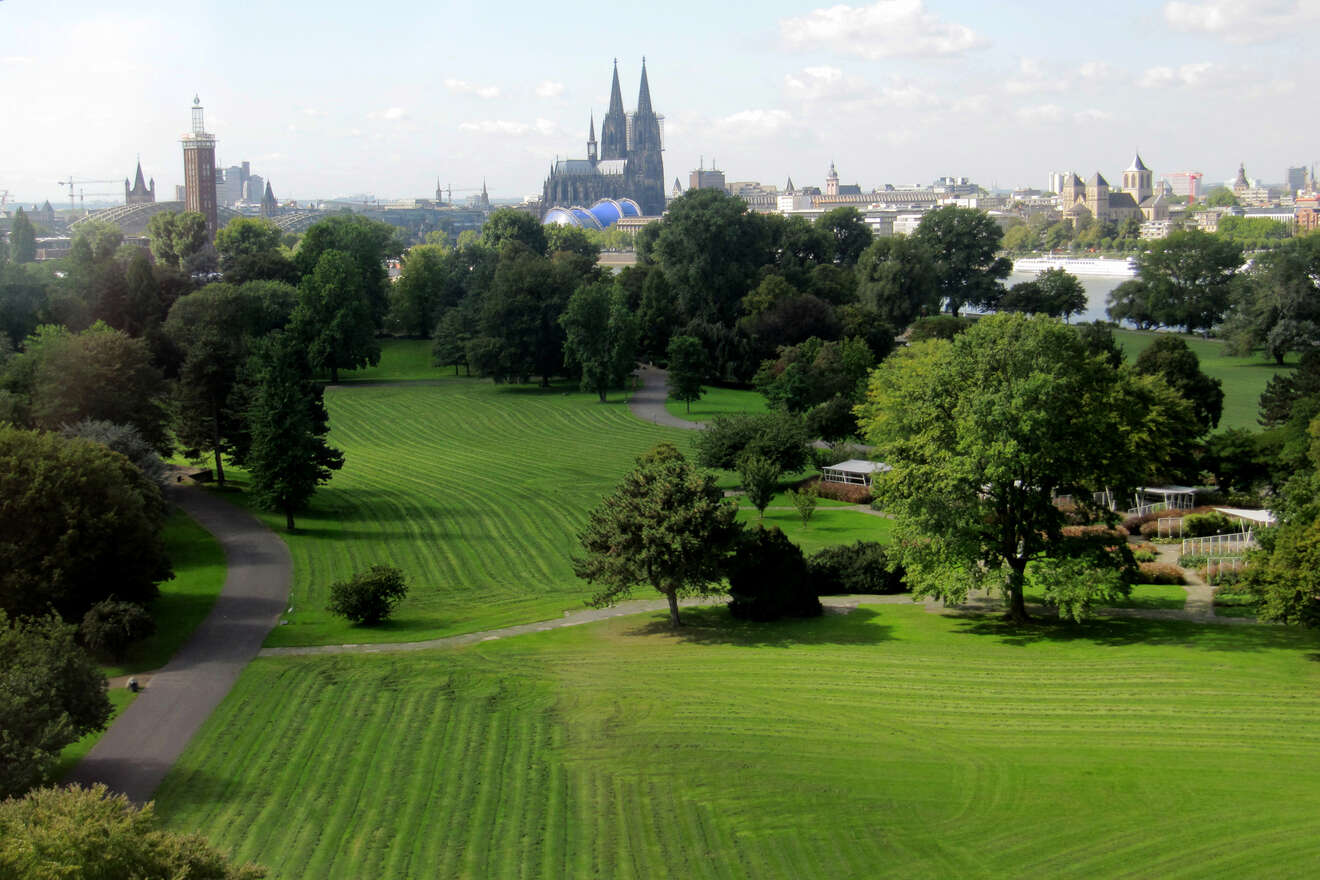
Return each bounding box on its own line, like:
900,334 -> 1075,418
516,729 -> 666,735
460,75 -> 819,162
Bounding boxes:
663,385 -> 768,423
157,605 -> 1320,879
735,506 -> 893,554
101,509 -> 228,676
1112,329 -> 1292,431
1025,582 -> 1187,611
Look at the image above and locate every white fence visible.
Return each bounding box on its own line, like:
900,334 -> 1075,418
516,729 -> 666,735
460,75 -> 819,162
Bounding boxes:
1128,502 -> 1169,518
1158,517 -> 1183,538
1181,531 -> 1256,557
1205,556 -> 1247,584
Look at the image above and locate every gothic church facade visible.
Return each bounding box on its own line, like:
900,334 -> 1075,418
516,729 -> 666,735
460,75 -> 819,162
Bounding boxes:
541,60 -> 665,217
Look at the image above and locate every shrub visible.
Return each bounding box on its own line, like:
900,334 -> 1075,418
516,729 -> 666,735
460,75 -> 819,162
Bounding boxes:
1213,582 -> 1254,605
738,454 -> 781,521
1060,524 -> 1129,540
1139,521 -> 1161,538
1177,553 -> 1210,569
79,599 -> 156,660
726,526 -> 821,621
327,565 -> 409,625
695,412 -> 811,473
807,541 -> 906,595
1131,542 -> 1159,563
908,314 -> 973,342
787,484 -> 818,526
1138,562 -> 1185,585
1182,512 -> 1238,537
811,477 -> 874,504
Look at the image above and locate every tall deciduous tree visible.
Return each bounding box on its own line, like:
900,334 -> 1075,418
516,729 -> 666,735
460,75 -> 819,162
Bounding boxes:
665,334 -> 706,413
1225,234 -> 1320,364
999,268 -> 1087,319
855,234 -> 939,328
295,214 -> 401,326
0,425 -> 172,621
1134,334 -> 1224,432
857,313 -> 1153,623
292,249 -> 380,384
560,282 -> 638,402
482,207 -> 548,255
0,613 -> 111,798
9,208 -> 36,263
911,205 -> 1012,316
244,332 -> 344,531
1135,229 -> 1242,334
216,216 -> 294,284
816,206 -> 873,266
146,211 -> 213,273
388,243 -> 451,337
574,443 -> 739,627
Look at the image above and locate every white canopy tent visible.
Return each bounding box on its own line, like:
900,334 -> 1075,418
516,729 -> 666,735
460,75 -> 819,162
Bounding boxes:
821,460 -> 890,487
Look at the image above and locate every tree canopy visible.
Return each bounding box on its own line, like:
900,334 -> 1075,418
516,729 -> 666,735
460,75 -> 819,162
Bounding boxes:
1133,334 -> 1224,432
292,250 -> 381,383
559,281 -> 637,402
911,205 -> 1012,316
1134,230 -> 1243,334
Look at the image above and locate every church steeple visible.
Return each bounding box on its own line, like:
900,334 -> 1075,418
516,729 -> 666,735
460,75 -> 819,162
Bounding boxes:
636,57 -> 654,117
587,111 -> 597,163
599,59 -> 628,160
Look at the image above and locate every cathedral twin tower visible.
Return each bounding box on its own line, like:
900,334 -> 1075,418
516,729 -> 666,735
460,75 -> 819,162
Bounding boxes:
541,60 -> 665,218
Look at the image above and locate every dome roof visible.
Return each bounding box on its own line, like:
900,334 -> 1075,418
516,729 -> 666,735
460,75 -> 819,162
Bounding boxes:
542,198 -> 641,229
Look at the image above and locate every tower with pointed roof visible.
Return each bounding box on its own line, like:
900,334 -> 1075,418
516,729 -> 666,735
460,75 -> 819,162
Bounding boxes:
1122,153 -> 1152,205
260,181 -> 278,218
600,60 -> 628,161
1233,162 -> 1250,196
180,95 -> 218,236
826,161 -> 840,197
125,159 -> 156,205
587,113 -> 597,163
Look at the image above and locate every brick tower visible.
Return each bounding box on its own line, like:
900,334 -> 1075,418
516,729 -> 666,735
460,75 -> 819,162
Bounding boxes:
181,95 -> 218,236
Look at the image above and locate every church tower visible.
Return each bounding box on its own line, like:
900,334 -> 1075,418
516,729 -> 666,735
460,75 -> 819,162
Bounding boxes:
1122,153 -> 1153,204
826,161 -> 840,197
587,112 -> 598,163
180,95 -> 218,236
261,181 -> 278,218
627,58 -> 665,215
125,159 -> 156,205
600,60 -> 627,160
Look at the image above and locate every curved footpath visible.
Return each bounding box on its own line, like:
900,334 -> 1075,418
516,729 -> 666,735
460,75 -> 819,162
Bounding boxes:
629,365 -> 705,430
67,486 -> 292,804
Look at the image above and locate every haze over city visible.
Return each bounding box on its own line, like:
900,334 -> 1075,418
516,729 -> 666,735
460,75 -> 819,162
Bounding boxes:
2,0 -> 1316,204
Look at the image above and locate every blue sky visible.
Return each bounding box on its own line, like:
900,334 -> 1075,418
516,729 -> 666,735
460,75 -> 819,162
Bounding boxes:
1,0 -> 1315,204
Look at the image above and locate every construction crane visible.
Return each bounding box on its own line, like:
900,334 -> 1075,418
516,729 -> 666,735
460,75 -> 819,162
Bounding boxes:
57,176 -> 120,212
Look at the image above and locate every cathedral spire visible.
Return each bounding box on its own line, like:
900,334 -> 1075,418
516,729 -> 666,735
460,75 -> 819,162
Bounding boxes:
600,59 -> 628,160
607,58 -> 625,118
587,111 -> 598,163
636,57 -> 654,117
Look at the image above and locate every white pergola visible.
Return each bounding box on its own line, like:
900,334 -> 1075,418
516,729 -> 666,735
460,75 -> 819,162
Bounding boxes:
821,459 -> 890,486
1135,486 -> 1197,510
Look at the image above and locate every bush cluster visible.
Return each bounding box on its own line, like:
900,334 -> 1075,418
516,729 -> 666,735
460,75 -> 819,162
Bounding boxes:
726,527 -> 821,621
812,479 -> 874,504
79,599 -> 155,660
806,541 -> 906,595
327,566 -> 409,625
694,412 -> 811,473
1138,562 -> 1185,585
1182,512 -> 1239,537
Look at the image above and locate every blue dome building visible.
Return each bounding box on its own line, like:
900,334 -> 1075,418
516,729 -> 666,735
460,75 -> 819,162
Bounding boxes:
543,197 -> 642,230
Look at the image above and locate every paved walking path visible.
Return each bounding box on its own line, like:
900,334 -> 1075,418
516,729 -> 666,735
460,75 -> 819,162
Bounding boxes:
1154,541 -> 1216,619
67,486 -> 292,804
629,365 -> 705,430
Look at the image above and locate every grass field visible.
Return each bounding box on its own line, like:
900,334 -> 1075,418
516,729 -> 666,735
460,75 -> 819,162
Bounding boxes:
1112,329 -> 1291,431
663,384 -> 768,423
735,507 -> 893,554
339,338 -> 442,382
157,604 -> 1320,879
101,509 -> 228,676
1025,582 -> 1187,611
222,367 -> 700,646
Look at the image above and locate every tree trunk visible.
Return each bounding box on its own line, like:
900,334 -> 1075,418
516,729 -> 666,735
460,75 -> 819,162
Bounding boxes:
212,399 -> 225,487
685,399 -> 691,413
598,388 -> 607,403
331,363 -> 339,384
665,590 -> 682,628
285,507 -> 296,531
1005,560 -> 1030,624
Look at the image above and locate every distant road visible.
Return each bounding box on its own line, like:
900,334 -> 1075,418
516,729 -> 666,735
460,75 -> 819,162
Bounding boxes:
598,251 -> 638,270
66,487 -> 292,804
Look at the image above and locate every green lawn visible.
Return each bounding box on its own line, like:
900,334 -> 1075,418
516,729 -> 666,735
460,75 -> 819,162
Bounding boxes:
663,384 -> 768,423
339,338 -> 442,382
1025,582 -> 1187,612
736,506 -> 893,554
156,604 -> 1320,879
53,688 -> 136,781
1112,329 -> 1292,431
100,509 -> 228,676
219,374 -> 699,647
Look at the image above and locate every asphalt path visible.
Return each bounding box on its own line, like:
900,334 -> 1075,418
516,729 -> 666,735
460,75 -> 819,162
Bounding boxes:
66,485 -> 292,804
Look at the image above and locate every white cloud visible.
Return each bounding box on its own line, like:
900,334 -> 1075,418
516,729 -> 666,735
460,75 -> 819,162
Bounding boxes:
1004,57 -> 1066,94
784,66 -> 857,99
715,109 -> 794,137
1077,61 -> 1111,81
1073,108 -> 1113,123
780,0 -> 988,59
1164,0 -> 1320,44
368,107 -> 408,121
1015,104 -> 1063,123
1138,61 -> 1217,88
535,80 -> 565,98
302,107 -> 325,117
458,118 -> 557,136
444,78 -> 501,99
950,93 -> 990,113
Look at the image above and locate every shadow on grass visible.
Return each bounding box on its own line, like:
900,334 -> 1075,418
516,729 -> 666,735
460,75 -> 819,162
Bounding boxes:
952,613 -> 1320,653
623,605 -> 894,648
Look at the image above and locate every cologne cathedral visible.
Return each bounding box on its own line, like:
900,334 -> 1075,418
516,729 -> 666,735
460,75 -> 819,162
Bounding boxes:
540,60 -> 665,217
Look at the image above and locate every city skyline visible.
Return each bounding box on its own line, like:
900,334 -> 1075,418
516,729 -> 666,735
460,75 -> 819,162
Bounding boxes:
1,0 -> 1316,205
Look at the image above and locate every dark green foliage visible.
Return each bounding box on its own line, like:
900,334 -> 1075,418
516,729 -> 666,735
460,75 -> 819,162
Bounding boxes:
911,205 -> 1011,315
999,268 -> 1087,319
738,454 -> 780,520
665,334 -> 706,412
482,207 -> 548,255
292,249 -> 381,384
327,565 -> 409,625
244,333 -> 344,531
1244,518 -> 1320,626
835,304 -> 896,361
1204,428 -> 1269,493
0,783 -> 267,878
1134,230 -> 1243,333
855,234 -> 938,328
216,217 -> 295,284
1134,334 -> 1225,431
806,542 -> 905,595
680,317 -> 757,383
636,268 -> 678,359
388,245 -> 449,338
8,208 -> 36,263
907,314 -> 973,341
1182,512 -> 1237,537
1226,234 -> 1320,364
1075,321 -> 1125,369
726,526 -> 821,621
574,443 -> 739,627
805,394 -> 861,442
694,412 -> 811,473
560,282 -> 638,402
753,335 -> 873,416
741,292 -> 840,359
788,484 -> 818,526
60,419 -> 167,486
0,612 -> 111,798
431,306 -> 474,375
816,206 -> 873,266
79,599 -> 156,659
0,261 -> 49,348
295,214 -> 401,325
1106,279 -> 1158,329
471,245 -> 579,386
0,426 -> 172,621
146,211 -> 213,273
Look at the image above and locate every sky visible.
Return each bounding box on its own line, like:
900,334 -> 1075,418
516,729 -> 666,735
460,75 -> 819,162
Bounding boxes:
1,0 -> 1316,206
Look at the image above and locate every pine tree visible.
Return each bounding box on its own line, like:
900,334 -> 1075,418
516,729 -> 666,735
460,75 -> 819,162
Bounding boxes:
245,332 -> 344,530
